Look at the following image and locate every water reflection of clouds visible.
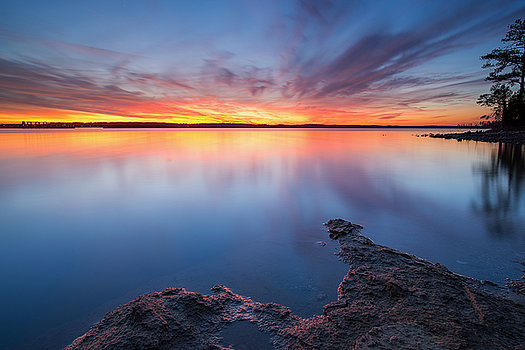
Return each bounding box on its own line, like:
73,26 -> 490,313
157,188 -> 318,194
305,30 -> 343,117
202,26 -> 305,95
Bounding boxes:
1,129 -> 525,350
0,130 -> 503,242
1,130 -> 520,247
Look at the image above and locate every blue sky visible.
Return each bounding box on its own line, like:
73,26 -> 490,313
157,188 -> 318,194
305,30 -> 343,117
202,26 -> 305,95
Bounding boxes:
1,0 -> 524,124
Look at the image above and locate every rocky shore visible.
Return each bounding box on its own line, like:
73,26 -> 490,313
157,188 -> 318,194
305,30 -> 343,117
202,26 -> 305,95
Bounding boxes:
67,219 -> 525,349
427,129 -> 525,144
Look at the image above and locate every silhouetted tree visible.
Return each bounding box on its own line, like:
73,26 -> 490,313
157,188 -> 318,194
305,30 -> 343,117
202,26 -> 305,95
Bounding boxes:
479,18 -> 525,126
477,83 -> 513,124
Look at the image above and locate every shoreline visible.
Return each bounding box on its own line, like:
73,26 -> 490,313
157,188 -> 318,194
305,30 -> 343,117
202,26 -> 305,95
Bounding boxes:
0,122 -> 480,129
427,129 -> 525,144
67,219 -> 525,349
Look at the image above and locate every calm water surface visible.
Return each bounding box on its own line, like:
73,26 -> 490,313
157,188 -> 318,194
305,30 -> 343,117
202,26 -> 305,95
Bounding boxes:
0,128 -> 524,349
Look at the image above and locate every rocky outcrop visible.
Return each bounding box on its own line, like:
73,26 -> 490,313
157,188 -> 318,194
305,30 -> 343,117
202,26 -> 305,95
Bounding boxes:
66,284 -> 297,350
67,219 -> 525,349
427,130 -> 525,144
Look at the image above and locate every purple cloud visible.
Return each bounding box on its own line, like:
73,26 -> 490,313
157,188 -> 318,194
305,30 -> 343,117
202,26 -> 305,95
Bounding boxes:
1,0 -> 524,123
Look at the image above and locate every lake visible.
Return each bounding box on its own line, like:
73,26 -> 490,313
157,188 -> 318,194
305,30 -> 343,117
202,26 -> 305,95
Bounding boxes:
0,128 -> 524,349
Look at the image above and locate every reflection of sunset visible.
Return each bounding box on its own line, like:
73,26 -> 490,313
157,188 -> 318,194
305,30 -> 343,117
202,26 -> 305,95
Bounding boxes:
1,128 -> 522,350
0,128 -> 493,161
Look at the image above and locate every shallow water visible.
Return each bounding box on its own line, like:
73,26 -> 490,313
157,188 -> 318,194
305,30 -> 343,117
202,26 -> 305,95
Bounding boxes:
0,128 -> 524,349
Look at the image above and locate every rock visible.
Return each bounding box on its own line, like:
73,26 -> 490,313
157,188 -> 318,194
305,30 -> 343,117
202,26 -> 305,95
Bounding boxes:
428,129 -> 525,144
67,285 -> 300,350
325,218 -> 363,240
67,220 -> 525,349
506,261 -> 525,295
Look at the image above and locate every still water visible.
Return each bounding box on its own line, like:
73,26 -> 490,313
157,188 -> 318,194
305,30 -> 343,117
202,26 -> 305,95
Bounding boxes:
0,128 -> 524,349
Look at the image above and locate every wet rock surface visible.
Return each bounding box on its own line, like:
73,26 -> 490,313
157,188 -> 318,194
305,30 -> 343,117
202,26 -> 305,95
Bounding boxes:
67,219 -> 525,349
428,129 -> 525,144
506,261 -> 525,296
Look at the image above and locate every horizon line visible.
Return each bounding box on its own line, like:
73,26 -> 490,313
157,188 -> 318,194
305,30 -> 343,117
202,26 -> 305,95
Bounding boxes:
0,121 -> 483,129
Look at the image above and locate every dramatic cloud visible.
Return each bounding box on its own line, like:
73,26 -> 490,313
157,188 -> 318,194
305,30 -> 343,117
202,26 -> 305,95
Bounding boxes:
281,0 -> 523,100
1,0 -> 524,124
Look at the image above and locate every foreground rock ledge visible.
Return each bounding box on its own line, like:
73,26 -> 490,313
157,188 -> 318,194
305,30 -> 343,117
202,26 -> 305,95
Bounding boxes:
67,219 -> 525,349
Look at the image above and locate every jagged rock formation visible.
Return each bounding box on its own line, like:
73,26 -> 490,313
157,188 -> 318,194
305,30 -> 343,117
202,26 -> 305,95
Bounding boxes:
67,219 -> 525,349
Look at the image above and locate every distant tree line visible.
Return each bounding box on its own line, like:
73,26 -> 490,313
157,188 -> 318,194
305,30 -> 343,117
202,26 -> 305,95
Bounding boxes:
478,18 -> 525,128
5,122 -> 463,129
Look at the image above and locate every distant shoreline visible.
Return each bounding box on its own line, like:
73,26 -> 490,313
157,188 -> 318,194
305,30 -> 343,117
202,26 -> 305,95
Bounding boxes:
428,129 -> 525,145
0,122 -> 480,129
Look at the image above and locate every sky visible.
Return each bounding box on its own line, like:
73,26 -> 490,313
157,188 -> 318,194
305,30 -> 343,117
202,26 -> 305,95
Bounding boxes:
0,0 -> 524,125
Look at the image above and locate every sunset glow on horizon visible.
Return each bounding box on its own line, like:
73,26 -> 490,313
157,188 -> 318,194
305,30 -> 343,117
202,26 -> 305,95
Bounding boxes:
1,1 -> 524,125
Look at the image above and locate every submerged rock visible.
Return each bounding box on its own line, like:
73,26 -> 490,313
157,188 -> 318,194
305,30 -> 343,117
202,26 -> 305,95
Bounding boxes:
506,261 -> 525,296
67,219 -> 525,349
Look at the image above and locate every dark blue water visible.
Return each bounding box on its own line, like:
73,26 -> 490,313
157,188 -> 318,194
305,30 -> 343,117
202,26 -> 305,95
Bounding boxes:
0,129 -> 524,349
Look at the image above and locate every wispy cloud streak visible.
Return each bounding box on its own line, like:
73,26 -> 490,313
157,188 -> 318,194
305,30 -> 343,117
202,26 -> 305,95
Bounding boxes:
0,0 -> 524,124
